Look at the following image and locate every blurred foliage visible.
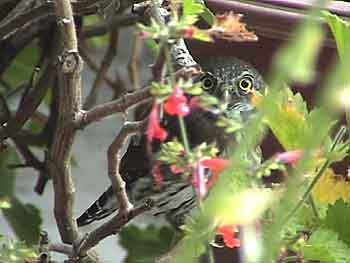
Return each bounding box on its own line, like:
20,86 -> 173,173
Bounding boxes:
0,150 -> 42,245
0,237 -> 37,263
2,44 -> 40,88
119,225 -> 176,263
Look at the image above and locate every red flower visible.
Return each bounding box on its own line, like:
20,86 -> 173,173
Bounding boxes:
217,224 -> 241,249
181,27 -> 195,38
200,158 -> 231,188
192,157 -> 230,199
147,103 -> 168,142
164,87 -> 190,116
276,150 -> 303,165
153,162 -> 164,187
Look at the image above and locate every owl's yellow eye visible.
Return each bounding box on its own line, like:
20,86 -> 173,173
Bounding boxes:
200,73 -> 217,91
238,75 -> 254,93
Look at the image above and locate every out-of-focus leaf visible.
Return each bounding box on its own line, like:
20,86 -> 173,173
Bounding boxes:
3,44 -> 40,87
301,228 -> 350,263
119,224 -> 175,263
0,238 -> 37,263
182,0 -> 204,25
0,150 -> 42,245
273,21 -> 324,83
145,38 -> 159,57
322,11 -> 350,68
0,150 -> 18,197
2,197 -> 42,245
324,199 -> 350,246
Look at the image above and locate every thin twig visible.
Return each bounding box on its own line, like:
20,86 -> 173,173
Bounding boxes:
80,12 -> 141,39
74,87 -> 151,129
107,119 -> 148,215
77,200 -> 154,257
0,66 -> 53,144
128,34 -> 142,90
79,44 -> 115,87
83,29 -> 120,109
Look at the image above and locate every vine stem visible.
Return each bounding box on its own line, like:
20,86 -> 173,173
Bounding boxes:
284,125 -> 347,223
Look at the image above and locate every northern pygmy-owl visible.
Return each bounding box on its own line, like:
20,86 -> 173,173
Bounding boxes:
76,56 -> 265,227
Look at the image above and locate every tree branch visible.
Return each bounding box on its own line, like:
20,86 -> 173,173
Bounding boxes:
50,0 -> 82,245
107,119 -> 148,215
74,87 -> 151,129
77,200 -> 154,257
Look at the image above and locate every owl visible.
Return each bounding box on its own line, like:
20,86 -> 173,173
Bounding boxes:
76,56 -> 265,228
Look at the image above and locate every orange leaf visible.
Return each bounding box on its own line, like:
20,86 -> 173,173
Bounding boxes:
209,12 -> 258,42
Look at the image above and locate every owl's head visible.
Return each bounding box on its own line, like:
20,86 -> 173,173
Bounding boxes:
197,56 -> 265,118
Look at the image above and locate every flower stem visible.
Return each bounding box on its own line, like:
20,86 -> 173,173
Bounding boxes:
308,195 -> 319,219
284,126 -> 347,223
179,115 -> 190,154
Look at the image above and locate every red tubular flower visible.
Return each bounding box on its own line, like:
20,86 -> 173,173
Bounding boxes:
164,87 -> 190,116
147,103 -> 168,142
217,224 -> 241,249
200,158 -> 231,188
276,150 -> 303,165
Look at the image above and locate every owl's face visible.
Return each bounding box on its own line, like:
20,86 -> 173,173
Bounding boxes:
197,56 -> 265,118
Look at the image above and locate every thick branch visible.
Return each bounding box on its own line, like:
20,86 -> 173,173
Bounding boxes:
50,0 -> 82,245
74,87 -> 151,128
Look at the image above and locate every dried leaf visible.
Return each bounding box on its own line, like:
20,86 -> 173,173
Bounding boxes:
209,12 -> 258,42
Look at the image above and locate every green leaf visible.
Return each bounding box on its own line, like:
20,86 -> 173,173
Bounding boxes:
301,228 -> 350,263
265,88 -> 334,150
322,11 -> 350,68
119,225 -> 175,263
324,200 -> 350,246
2,197 -> 42,245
